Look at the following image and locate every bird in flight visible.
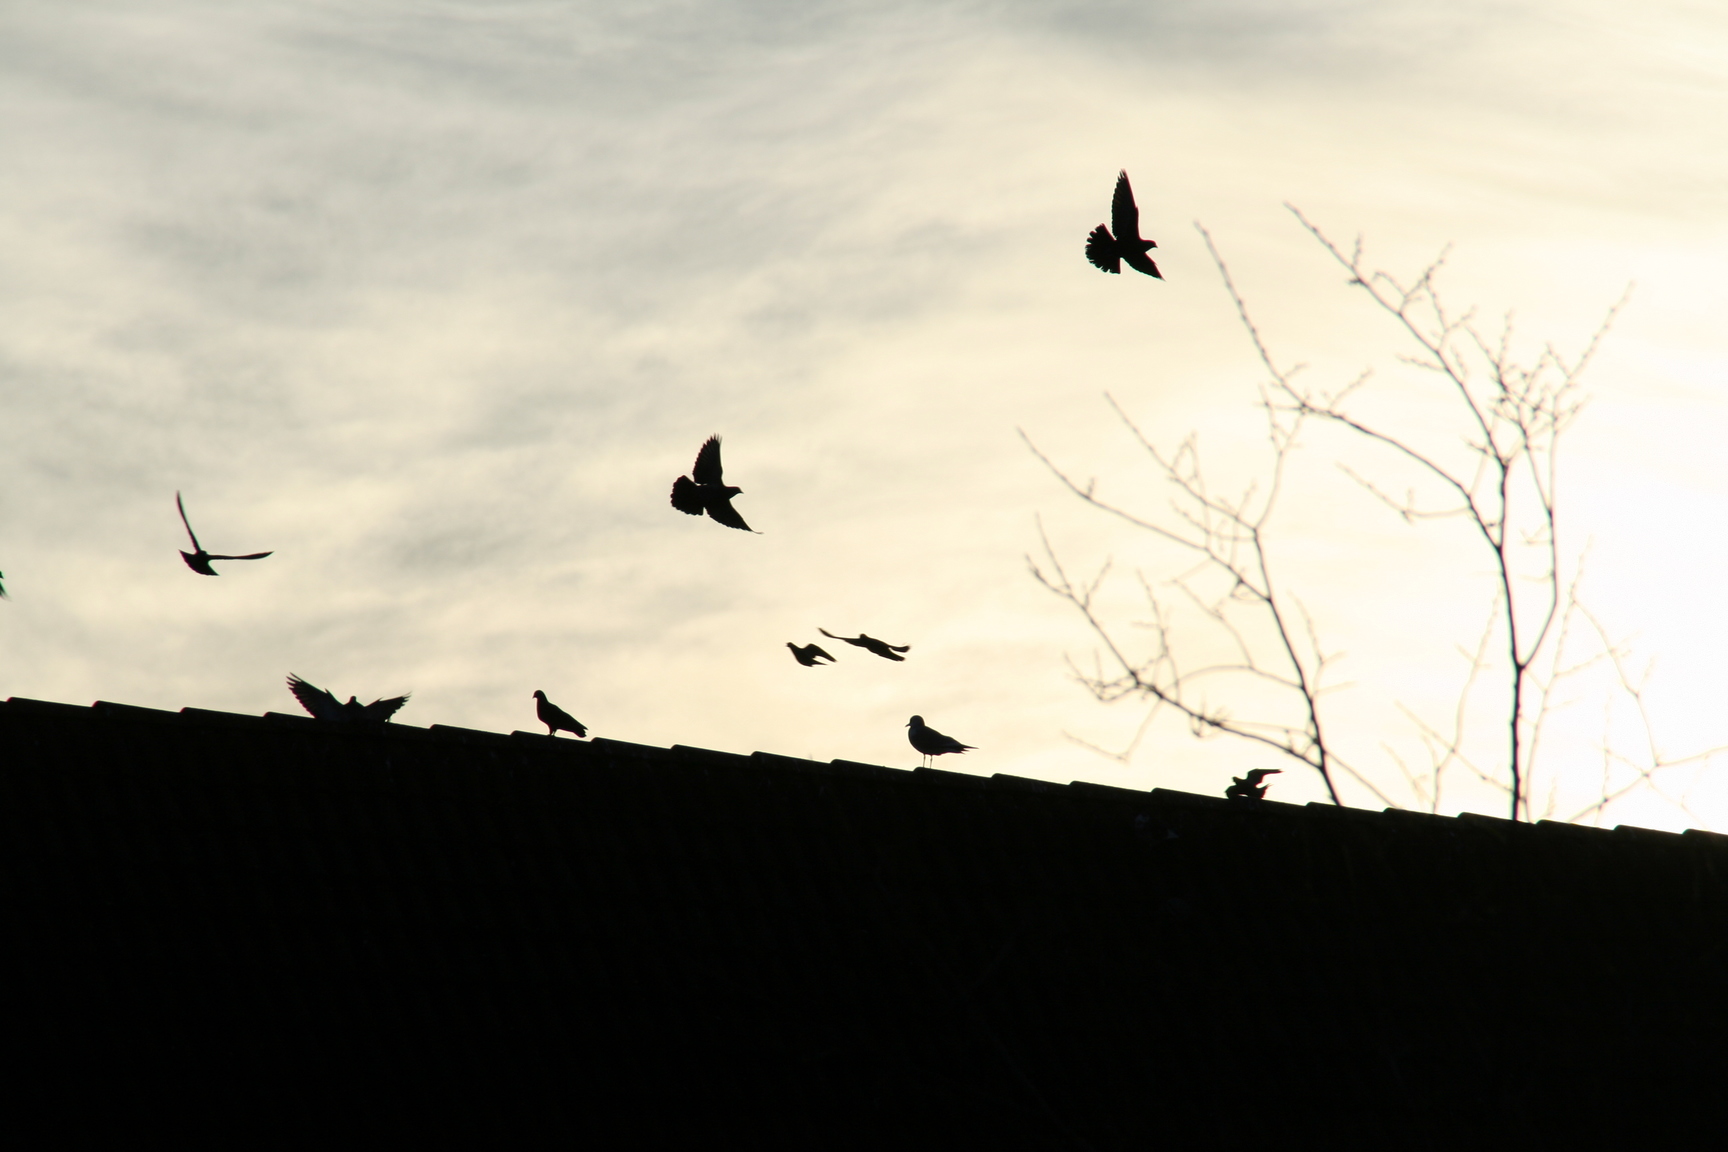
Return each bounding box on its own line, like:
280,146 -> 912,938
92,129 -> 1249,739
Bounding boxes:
0,570 -> 7,600
1084,170 -> 1161,279
176,492 -> 273,575
532,690 -> 588,737
819,628 -> 910,662
1225,768 -> 1281,802
907,714 -> 975,768
287,674 -> 410,723
670,436 -> 757,532
786,642 -> 837,667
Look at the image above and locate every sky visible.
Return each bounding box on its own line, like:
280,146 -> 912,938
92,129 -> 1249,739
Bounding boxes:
3,0 -> 1727,829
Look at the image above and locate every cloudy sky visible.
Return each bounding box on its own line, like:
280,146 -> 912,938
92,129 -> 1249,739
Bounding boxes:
3,0 -> 1726,828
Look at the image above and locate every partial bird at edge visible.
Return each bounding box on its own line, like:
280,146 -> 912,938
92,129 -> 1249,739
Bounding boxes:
1084,169 -> 1162,279
532,690 -> 588,738
819,628 -> 910,662
786,642 -> 837,667
286,674 -> 410,723
177,491 -> 273,575
907,714 -> 975,768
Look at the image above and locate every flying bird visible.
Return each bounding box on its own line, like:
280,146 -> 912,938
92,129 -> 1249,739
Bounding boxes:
286,674 -> 410,723
176,492 -> 273,575
1225,768 -> 1281,802
532,690 -> 588,738
0,571 -> 7,600
669,436 -> 757,532
786,642 -> 837,667
819,628 -> 910,662
907,715 -> 975,768
1084,170 -> 1162,279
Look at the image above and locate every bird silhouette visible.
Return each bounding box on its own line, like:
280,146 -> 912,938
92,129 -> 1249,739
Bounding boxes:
286,674 -> 409,723
786,642 -> 837,667
1225,768 -> 1281,802
532,690 -> 588,737
819,628 -> 910,662
907,715 -> 974,767
669,436 -> 756,532
1084,170 -> 1161,279
176,492 -> 273,575
0,570 -> 7,600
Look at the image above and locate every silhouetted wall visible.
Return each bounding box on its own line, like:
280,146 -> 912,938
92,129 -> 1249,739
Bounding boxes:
4,696 -> 1725,1146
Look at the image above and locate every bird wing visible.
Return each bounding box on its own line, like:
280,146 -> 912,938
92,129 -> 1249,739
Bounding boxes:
175,491 -> 203,552
1123,251 -> 1163,279
887,641 -> 910,653
1110,170 -> 1141,245
809,645 -> 835,663
287,674 -> 341,720
205,551 -> 274,561
1084,225 -> 1120,274
363,694 -> 410,721
705,496 -> 754,533
670,476 -> 705,516
691,436 -> 725,485
541,698 -> 584,733
818,628 -> 845,641
1,572 -> 8,600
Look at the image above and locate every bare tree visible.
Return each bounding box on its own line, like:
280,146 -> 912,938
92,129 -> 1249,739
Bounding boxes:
1028,208 -> 1717,821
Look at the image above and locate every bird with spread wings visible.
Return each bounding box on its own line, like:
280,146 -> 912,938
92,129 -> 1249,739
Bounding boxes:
176,492 -> 273,575
670,436 -> 757,533
287,674 -> 409,723
1084,170 -> 1162,279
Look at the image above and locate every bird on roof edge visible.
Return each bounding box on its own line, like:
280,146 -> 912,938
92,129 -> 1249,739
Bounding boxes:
787,642 -> 837,667
176,491 -> 273,575
819,628 -> 910,662
532,690 -> 588,737
287,674 -> 410,723
669,435 -> 758,532
1225,768 -> 1281,802
1084,170 -> 1161,279
907,715 -> 975,768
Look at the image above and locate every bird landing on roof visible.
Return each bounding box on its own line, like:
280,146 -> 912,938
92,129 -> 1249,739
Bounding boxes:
532,690 -> 588,737
907,715 -> 974,768
287,674 -> 410,723
1225,768 -> 1281,802
176,492 -> 273,575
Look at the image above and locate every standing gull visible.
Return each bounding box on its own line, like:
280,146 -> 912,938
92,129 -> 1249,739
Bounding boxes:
532,690 -> 588,737
907,715 -> 975,768
176,492 -> 273,575
287,674 -> 410,723
669,436 -> 757,533
1084,170 -> 1162,279
786,642 -> 837,667
819,628 -> 910,662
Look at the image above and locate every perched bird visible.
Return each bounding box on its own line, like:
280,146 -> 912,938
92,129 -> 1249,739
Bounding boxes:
786,642 -> 837,667
819,628 -> 910,662
286,674 -> 410,723
532,690 -> 588,737
907,715 -> 975,768
1225,768 -> 1281,802
176,491 -> 273,575
669,436 -> 757,533
1084,170 -> 1162,279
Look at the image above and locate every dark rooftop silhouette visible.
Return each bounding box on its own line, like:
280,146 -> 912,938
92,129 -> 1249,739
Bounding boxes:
5,693 -> 1726,1144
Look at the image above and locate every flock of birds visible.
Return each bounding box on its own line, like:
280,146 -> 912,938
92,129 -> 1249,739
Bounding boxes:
5,173 -> 1275,796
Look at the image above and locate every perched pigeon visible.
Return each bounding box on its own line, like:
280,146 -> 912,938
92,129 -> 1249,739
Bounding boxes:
669,436 -> 756,533
907,714 -> 975,768
819,628 -> 910,662
287,674 -> 409,723
1084,170 -> 1161,279
786,642 -> 837,667
176,492 -> 273,575
532,689 -> 588,737
1225,768 -> 1281,802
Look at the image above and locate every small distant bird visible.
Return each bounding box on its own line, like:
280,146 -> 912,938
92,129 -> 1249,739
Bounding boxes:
287,674 -> 410,723
786,642 -> 836,667
669,436 -> 757,533
532,689 -> 588,737
907,714 -> 974,768
1225,768 -> 1281,802
176,491 -> 273,575
819,628 -> 910,662
0,570 -> 7,599
1084,170 -> 1161,279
